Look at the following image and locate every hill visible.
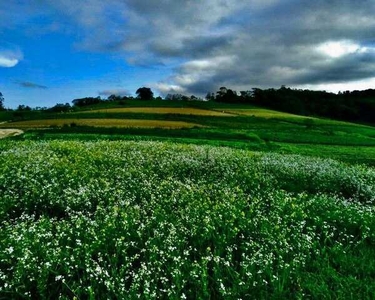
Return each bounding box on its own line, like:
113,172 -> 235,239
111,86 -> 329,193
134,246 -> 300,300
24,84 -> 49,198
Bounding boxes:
1,100 -> 375,298
1,100 -> 375,165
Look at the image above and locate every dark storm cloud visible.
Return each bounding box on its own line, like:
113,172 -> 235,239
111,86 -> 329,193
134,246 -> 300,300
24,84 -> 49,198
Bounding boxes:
118,0 -> 375,94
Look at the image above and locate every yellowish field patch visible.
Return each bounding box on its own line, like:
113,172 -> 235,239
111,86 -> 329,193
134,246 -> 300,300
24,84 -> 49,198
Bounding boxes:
0,129 -> 24,138
217,108 -> 307,119
0,119 -> 201,129
81,107 -> 233,116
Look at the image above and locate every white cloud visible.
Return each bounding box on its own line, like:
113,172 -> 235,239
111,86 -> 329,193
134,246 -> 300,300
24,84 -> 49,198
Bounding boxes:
155,83 -> 185,95
316,40 -> 368,58
298,77 -> 375,94
0,43 -> 23,68
0,55 -> 19,67
183,56 -> 237,72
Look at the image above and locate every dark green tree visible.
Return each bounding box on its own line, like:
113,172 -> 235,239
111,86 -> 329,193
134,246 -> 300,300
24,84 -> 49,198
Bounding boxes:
136,87 -> 154,100
16,105 -> 32,111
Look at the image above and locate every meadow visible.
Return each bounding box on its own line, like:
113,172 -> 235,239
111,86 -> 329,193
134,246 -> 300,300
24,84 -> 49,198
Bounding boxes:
1,101 -> 375,298
1,141 -> 375,299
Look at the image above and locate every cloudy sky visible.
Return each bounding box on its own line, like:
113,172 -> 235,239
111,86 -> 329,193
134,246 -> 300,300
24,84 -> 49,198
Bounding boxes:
1,0 -> 375,108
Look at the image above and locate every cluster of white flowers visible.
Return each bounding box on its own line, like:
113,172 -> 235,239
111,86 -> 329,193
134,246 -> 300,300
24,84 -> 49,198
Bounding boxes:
0,140 -> 374,298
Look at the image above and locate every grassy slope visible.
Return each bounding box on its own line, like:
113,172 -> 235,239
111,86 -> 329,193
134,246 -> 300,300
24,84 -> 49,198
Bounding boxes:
1,141 -> 375,299
2,99 -> 375,165
2,102 -> 375,298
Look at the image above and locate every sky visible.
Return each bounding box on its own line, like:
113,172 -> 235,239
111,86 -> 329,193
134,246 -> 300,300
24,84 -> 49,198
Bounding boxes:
1,0 -> 375,108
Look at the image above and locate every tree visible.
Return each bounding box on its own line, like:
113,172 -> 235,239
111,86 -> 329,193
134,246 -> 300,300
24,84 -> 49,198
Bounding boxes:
215,87 -> 239,103
108,94 -> 120,102
136,87 -> 154,100
16,105 -> 32,111
0,92 -> 4,110
205,92 -> 215,101
72,97 -> 102,107
165,93 -> 190,101
48,103 -> 71,113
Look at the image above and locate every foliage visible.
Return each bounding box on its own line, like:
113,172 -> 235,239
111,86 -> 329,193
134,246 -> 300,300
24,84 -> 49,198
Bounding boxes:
136,87 -> 154,100
1,141 -> 375,298
16,105 -> 32,112
72,97 -> 103,107
205,85 -> 375,125
47,103 -> 71,113
250,86 -> 375,124
165,94 -> 201,101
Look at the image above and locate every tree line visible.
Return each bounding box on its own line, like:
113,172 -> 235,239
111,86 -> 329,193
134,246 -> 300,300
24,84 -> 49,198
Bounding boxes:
209,86 -> 375,124
1,85 -> 375,124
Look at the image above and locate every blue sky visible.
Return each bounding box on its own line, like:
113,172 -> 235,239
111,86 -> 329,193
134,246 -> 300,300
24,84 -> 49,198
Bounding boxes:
1,0 -> 375,108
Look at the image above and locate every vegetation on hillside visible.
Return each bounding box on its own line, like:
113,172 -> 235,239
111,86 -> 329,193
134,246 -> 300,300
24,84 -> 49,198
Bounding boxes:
1,85 -> 375,299
2,85 -> 375,125
1,141 -> 375,299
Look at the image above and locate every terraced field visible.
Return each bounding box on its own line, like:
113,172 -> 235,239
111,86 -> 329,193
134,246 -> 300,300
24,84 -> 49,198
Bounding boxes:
82,107 -> 234,116
2,100 -> 375,165
217,108 -> 307,119
0,118 -> 202,129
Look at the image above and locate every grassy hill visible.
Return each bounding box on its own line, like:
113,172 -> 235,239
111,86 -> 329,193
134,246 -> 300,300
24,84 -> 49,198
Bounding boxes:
1,100 -> 375,298
1,100 -> 375,165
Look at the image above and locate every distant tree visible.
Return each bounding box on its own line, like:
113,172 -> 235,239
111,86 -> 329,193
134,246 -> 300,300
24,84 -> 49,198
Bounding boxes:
48,103 -> 71,113
219,86 -> 227,94
16,105 -> 32,111
136,87 -> 154,100
215,87 -> 239,103
107,94 -> 120,102
240,90 -> 253,102
0,92 -> 4,110
72,97 -> 102,107
165,93 -> 192,101
165,94 -> 179,101
205,92 -> 215,101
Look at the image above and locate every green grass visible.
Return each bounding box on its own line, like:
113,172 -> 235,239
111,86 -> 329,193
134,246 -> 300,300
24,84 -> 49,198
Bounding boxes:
1,141 -> 375,299
10,112 -> 375,165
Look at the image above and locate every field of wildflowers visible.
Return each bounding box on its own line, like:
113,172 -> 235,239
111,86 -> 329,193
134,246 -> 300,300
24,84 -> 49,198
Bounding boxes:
1,140 -> 375,299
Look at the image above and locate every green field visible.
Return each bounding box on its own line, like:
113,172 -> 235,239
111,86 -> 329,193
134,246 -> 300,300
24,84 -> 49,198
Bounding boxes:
1,141 -> 375,299
1,101 -> 375,298
3,100 -> 375,165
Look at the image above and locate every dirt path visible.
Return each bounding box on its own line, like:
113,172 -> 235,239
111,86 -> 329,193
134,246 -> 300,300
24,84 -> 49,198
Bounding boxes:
0,129 -> 24,139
